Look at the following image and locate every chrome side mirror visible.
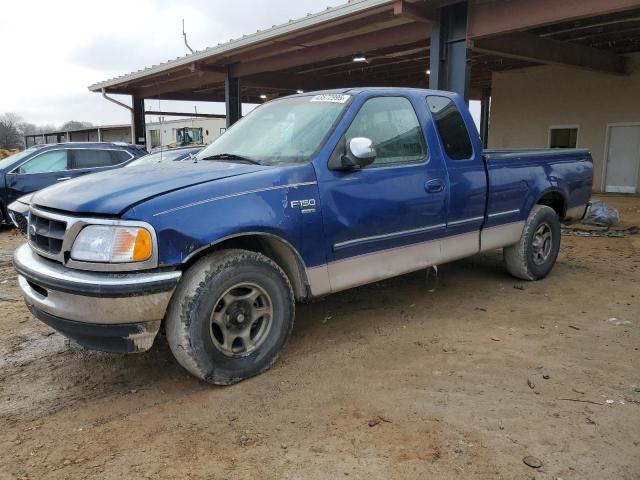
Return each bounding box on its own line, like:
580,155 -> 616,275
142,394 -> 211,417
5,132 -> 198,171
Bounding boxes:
341,137 -> 376,169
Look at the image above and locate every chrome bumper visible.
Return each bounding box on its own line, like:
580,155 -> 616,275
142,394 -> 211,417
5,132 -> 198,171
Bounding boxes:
14,243 -> 181,327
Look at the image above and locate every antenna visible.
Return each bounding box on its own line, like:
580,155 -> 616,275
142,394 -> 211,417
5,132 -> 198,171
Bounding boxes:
182,19 -> 195,54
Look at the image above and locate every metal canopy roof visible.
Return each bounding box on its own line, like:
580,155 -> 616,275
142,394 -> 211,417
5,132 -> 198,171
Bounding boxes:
89,0 -> 640,103
89,0 -> 399,93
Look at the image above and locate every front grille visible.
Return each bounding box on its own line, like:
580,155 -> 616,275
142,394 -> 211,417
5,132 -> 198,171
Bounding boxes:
28,212 -> 67,255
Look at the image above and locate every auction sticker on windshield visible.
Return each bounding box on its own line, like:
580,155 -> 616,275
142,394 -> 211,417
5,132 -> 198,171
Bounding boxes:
310,94 -> 350,103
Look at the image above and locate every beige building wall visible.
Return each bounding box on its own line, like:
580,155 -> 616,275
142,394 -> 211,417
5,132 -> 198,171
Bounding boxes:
488,59 -> 640,192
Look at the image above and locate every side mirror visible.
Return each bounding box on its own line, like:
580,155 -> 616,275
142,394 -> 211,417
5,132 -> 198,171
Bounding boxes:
341,137 -> 376,170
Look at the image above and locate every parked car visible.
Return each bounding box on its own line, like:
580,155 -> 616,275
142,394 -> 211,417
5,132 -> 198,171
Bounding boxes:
126,146 -> 204,167
14,88 -> 592,385
0,142 -> 146,225
7,193 -> 31,234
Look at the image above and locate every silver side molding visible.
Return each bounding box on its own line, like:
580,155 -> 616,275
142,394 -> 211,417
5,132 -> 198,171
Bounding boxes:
488,209 -> 520,218
305,222 -> 527,296
447,216 -> 484,227
333,223 -> 446,250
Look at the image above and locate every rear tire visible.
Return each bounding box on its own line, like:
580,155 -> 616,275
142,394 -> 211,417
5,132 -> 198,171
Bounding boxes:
165,249 -> 295,385
503,205 -> 561,281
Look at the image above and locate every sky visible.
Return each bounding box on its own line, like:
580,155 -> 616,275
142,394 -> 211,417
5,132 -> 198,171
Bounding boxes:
0,0 -> 480,129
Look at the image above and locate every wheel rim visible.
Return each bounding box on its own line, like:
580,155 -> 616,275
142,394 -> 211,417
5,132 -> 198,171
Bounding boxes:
532,222 -> 553,265
209,282 -> 273,357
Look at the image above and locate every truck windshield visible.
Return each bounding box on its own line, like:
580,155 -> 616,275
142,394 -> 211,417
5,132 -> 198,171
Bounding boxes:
196,95 -> 350,165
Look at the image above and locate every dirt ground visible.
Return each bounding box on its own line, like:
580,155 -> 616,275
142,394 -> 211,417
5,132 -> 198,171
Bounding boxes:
0,195 -> 638,480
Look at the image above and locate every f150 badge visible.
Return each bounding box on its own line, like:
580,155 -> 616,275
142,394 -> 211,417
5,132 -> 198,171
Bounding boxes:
290,199 -> 316,214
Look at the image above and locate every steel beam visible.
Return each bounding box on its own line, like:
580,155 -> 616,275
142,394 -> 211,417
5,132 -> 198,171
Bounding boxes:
132,95 -> 146,146
479,89 -> 490,148
232,22 -> 431,77
468,0 -> 640,39
144,111 -> 226,119
188,62 -> 226,74
429,2 -> 470,99
231,11 -> 397,64
136,72 -> 225,99
393,0 -> 438,23
472,32 -> 629,74
225,66 -> 241,127
241,72 -> 347,92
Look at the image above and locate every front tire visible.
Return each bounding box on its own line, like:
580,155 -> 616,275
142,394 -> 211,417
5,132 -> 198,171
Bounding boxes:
503,205 -> 561,281
166,249 -> 295,385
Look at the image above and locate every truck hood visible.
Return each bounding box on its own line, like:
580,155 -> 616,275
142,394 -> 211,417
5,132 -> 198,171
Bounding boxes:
31,161 -> 266,215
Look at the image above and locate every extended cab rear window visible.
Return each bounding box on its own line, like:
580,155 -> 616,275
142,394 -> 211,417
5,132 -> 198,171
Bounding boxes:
426,96 -> 472,160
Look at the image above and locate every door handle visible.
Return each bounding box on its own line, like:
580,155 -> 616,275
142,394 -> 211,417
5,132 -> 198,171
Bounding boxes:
425,179 -> 444,193
57,176 -> 71,182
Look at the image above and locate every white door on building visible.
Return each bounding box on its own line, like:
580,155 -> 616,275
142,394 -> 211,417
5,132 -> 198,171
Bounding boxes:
605,124 -> 640,193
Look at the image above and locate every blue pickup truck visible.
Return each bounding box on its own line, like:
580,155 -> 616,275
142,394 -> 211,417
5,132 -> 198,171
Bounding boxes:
14,88 -> 593,384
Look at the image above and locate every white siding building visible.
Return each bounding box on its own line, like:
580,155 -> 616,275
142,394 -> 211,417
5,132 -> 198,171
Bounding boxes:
145,117 -> 227,151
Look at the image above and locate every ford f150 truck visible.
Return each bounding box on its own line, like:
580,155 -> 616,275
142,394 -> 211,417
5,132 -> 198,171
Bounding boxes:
14,88 -> 593,384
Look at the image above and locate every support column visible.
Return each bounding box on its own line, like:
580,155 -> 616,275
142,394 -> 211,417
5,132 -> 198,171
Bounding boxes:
225,66 -> 241,127
479,89 -> 490,148
132,95 -> 147,146
429,1 -> 470,100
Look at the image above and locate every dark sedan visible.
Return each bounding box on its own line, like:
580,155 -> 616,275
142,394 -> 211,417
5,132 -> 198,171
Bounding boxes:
125,145 -> 204,167
0,142 -> 146,225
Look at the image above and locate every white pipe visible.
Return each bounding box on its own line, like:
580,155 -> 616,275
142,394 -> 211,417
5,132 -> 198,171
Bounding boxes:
101,88 -> 135,144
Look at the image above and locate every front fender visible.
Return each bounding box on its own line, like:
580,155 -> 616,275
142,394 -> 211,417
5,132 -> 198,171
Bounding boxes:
123,164 -> 325,270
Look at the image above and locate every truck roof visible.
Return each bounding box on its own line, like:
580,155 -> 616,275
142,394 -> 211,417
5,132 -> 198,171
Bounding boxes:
287,87 -> 459,98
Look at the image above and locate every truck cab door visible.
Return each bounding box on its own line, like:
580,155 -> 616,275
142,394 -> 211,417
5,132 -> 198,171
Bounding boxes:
5,149 -> 70,203
426,95 -> 487,262
316,95 -> 447,293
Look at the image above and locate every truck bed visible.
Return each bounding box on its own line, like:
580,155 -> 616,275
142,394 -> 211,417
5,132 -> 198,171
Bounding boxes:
482,147 -> 593,227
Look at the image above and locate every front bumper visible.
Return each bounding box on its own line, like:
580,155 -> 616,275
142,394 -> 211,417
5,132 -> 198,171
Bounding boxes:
7,199 -> 29,233
14,244 -> 182,353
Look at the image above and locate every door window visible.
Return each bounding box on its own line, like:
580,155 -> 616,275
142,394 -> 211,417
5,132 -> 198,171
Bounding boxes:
549,127 -> 578,148
426,96 -> 472,160
72,149 -> 117,169
18,150 -> 68,174
110,150 -> 133,165
345,97 -> 427,166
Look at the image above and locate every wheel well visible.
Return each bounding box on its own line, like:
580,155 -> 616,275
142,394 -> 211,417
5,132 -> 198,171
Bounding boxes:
536,191 -> 565,217
184,234 -> 310,301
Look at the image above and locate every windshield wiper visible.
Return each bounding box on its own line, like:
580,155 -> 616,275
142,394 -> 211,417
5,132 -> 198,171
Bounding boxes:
199,153 -> 262,165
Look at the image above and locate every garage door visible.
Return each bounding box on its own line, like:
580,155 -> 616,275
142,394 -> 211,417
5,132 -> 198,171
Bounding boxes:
605,124 -> 640,194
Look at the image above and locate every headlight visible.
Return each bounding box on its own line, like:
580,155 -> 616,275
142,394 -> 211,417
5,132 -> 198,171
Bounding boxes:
71,225 -> 153,263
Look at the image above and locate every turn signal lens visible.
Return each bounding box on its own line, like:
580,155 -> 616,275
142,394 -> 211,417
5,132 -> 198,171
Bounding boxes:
112,227 -> 152,262
133,229 -> 152,261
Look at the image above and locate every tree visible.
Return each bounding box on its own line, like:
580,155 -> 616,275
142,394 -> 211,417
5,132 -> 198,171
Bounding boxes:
60,120 -> 93,131
0,113 -> 24,149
